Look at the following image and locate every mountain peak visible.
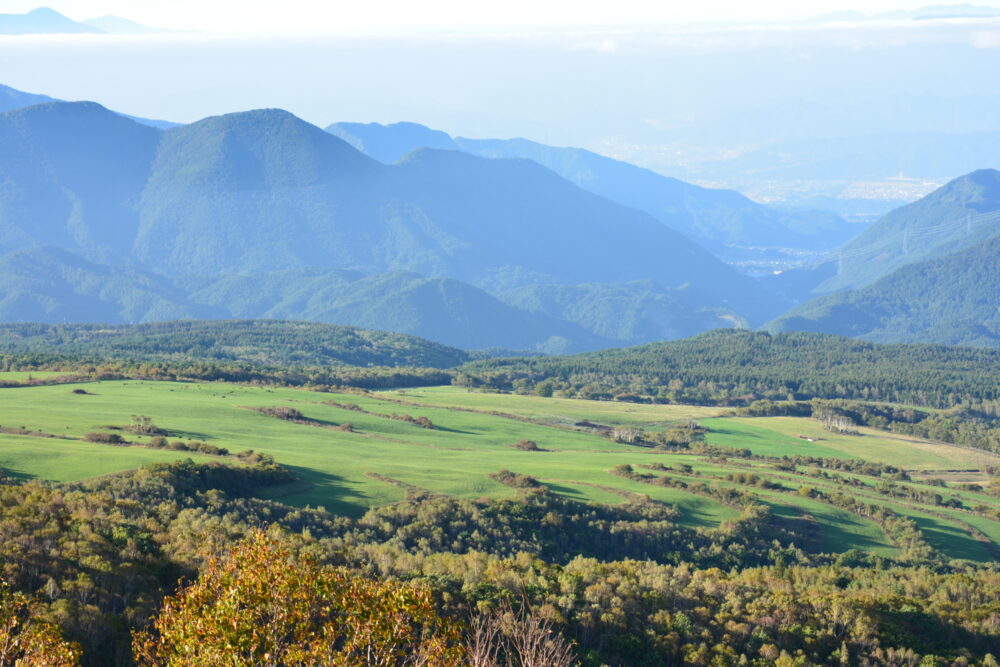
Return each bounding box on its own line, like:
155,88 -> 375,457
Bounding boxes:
28,7 -> 64,17
0,6 -> 103,34
962,168 -> 1000,186
150,107 -> 379,193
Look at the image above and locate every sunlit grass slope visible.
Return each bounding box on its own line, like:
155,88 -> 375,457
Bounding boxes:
3,376 -> 1000,560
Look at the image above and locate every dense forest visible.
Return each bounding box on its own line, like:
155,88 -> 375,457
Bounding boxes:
2,458 -> 999,666
8,326 -> 1000,408
459,330 -> 1000,408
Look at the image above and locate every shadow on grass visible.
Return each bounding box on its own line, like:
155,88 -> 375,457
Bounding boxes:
541,481 -> 591,502
913,514 -> 992,562
0,466 -> 36,482
257,465 -> 371,518
163,429 -> 218,441
811,506 -> 894,554
674,497 -> 733,530
428,424 -> 474,435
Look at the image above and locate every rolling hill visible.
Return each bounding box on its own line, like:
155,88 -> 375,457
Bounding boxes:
0,248 -> 611,351
460,328 -> 1000,407
0,246 -> 218,323
498,280 -> 746,344
185,270 -> 611,352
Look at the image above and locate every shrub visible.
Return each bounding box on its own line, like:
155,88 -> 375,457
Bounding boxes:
83,432 -> 126,445
508,439 -> 541,451
490,469 -> 541,488
256,406 -> 304,421
130,415 -> 165,436
132,531 -> 465,665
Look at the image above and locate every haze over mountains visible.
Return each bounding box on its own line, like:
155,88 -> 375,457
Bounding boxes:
0,83 -> 998,351
327,121 -> 857,264
0,97 -> 780,351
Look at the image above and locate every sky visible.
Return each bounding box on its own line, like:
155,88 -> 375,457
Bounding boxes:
2,0 -> 1000,33
1,0 -> 999,191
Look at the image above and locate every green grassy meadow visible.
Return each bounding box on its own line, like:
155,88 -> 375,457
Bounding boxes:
3,376 -> 1000,560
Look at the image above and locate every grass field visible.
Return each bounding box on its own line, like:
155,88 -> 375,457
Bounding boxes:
388,387 -> 727,426
0,371 -> 77,383
2,378 -> 1000,560
702,416 -> 997,469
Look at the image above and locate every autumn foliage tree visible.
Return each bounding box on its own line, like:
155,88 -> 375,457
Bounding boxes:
0,581 -> 81,667
132,530 -> 466,666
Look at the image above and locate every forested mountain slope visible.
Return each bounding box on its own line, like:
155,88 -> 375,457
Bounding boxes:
0,246 -> 220,323
766,233 -> 1000,347
810,169 -> 1000,293
498,280 -> 746,344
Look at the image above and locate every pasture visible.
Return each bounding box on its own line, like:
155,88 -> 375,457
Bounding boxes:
2,375 -> 1000,561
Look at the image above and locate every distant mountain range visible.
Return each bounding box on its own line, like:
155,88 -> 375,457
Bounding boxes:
0,99 -> 786,351
4,86 -> 996,352
0,7 -> 100,34
327,121 -> 857,260
0,7 -> 165,35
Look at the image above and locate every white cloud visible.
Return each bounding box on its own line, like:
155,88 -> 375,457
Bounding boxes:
971,29 -> 1000,47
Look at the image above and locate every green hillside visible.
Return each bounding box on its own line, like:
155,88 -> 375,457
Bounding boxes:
3,375 -> 999,558
767,233 -> 1000,346
813,168 -> 1000,293
4,363 -> 1000,665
